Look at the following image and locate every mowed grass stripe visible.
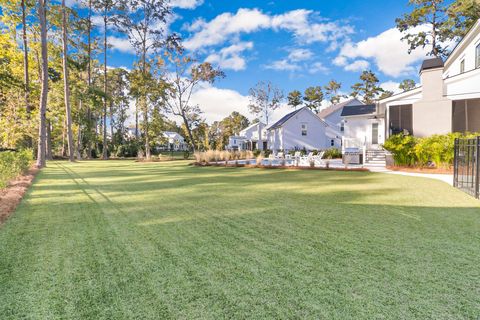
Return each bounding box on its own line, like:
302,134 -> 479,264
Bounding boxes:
1,160 -> 479,319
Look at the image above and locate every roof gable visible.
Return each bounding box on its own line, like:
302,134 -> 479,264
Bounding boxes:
341,104 -> 376,117
268,107 -> 326,130
317,98 -> 364,119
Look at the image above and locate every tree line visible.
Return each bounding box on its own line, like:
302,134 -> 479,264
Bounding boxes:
0,0 -> 478,166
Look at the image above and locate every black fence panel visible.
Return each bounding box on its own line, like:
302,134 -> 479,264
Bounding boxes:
454,137 -> 480,199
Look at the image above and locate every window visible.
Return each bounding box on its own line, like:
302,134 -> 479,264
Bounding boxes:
460,59 -> 465,73
340,122 -> 344,132
330,139 -> 335,147
301,123 -> 307,136
476,43 -> 480,69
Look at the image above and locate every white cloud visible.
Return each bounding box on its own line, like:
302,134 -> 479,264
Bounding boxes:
170,0 -> 203,9
264,59 -> 301,71
380,81 -> 402,93
335,26 -> 431,77
108,36 -> 134,54
309,62 -> 329,74
344,59 -> 370,72
183,8 -> 352,51
189,83 -> 251,122
288,48 -> 313,62
205,42 -> 253,71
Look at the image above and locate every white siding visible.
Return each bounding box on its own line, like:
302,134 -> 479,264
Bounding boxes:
444,21 -> 480,78
268,108 -> 328,151
343,117 -> 385,147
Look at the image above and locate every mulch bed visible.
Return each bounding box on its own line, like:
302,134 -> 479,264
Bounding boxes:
0,167 -> 39,225
387,166 -> 453,174
194,162 -> 369,172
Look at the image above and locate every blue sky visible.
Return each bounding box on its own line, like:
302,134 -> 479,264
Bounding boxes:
83,0 -> 439,122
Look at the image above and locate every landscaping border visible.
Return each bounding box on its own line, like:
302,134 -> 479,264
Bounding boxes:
193,162 -> 369,172
0,167 -> 39,225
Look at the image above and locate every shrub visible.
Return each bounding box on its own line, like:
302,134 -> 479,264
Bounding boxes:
252,149 -> 261,157
383,132 -> 479,168
383,134 -> 418,166
322,148 -> 342,159
0,149 -> 33,189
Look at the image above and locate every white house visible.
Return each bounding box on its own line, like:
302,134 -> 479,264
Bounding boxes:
160,131 -> 187,151
227,122 -> 267,151
341,104 -> 385,149
379,19 -> 480,138
318,98 -> 364,148
267,107 -> 329,151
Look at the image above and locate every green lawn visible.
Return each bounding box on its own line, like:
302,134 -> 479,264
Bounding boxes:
1,161 -> 479,319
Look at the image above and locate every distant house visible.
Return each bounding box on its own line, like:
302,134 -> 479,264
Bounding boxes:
318,98 -> 364,148
227,122 -> 267,151
159,132 -> 187,151
379,19 -> 480,138
267,107 -> 329,151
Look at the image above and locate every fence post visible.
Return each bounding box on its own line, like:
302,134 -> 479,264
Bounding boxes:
453,138 -> 458,188
476,137 -> 480,199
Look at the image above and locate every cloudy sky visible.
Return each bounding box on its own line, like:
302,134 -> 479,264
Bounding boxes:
84,0 -> 439,123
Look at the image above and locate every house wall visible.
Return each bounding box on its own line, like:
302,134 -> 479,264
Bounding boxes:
444,22 -> 480,78
239,122 -> 267,150
343,116 -> 385,147
268,109 -> 328,151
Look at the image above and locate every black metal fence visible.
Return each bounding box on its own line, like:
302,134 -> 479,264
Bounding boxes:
454,137 -> 480,198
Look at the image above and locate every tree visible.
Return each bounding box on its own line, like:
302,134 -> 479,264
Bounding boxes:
396,0 -> 450,58
446,0 -> 480,38
287,90 -> 302,110
378,90 -> 394,100
163,53 -> 224,151
248,81 -> 283,125
93,0 -> 119,159
36,0 -> 48,168
351,70 -> 383,104
303,86 -> 323,113
218,112 -> 249,148
324,80 -> 343,105
116,0 -> 179,159
399,79 -> 416,91
61,0 -> 74,161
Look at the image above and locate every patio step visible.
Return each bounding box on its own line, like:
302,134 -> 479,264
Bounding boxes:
365,149 -> 386,166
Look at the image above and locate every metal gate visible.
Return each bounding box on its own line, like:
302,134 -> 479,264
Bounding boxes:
454,137 -> 480,198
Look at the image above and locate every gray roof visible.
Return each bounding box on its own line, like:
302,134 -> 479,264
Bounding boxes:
317,98 -> 363,119
268,107 -> 304,130
341,104 -> 376,117
420,57 -> 444,72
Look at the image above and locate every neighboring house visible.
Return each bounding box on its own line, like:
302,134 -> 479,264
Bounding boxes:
267,107 -> 329,151
159,131 -> 187,151
318,98 -> 364,148
341,104 -> 385,150
379,19 -> 480,138
126,125 -> 140,138
227,122 -> 267,151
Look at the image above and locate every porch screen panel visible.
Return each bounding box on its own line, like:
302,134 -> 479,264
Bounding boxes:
467,99 -> 480,132
452,101 -> 467,132
389,104 -> 413,135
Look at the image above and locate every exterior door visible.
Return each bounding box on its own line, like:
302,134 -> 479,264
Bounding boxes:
372,123 -> 379,145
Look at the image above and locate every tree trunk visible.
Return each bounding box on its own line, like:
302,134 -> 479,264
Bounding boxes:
135,98 -> 139,139
86,0 -> 93,159
102,13 -> 108,160
62,0 -> 75,162
181,113 -> 196,152
46,120 -> 53,160
21,0 -> 30,116
36,0 -> 48,168
76,100 -> 83,159
110,100 -> 114,147
143,99 -> 150,159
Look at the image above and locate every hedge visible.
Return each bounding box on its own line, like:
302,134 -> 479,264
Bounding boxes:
0,149 -> 33,188
383,133 -> 479,168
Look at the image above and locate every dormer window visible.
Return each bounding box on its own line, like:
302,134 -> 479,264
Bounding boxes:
460,59 -> 465,73
476,43 -> 480,69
